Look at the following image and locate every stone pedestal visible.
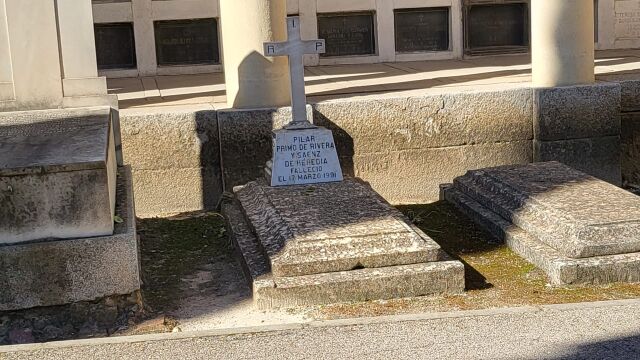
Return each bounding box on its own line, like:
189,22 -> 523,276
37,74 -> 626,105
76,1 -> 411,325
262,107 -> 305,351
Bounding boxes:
224,179 -> 465,309
533,83 -> 622,185
0,0 -> 113,112
443,162 -> 640,285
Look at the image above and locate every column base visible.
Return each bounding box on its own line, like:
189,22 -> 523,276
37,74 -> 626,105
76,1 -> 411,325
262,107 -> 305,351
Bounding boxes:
62,77 -> 108,97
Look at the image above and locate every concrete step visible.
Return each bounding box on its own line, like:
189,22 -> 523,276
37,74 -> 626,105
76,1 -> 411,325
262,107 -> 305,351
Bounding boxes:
254,261 -> 465,310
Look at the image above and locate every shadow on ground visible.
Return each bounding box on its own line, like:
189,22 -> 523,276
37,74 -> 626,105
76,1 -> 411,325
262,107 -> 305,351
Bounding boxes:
137,212 -> 250,323
551,333 -> 640,359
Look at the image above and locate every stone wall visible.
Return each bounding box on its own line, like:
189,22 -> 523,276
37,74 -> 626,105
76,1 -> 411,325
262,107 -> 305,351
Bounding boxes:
533,83 -> 622,184
622,112 -> 640,188
119,106 -> 221,217
120,82 -> 638,217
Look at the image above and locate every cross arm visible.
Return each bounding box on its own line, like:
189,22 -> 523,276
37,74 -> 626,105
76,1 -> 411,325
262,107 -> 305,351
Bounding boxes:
264,39 -> 326,57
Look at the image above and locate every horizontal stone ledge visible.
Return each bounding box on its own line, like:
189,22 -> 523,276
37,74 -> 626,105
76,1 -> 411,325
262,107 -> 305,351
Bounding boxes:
131,167 -> 222,218
120,109 -> 219,171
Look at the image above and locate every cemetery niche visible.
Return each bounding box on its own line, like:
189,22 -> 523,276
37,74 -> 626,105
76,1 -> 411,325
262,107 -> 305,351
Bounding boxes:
394,7 -> 450,53
317,12 -> 376,57
94,22 -> 137,70
154,18 -> 220,66
463,0 -> 530,55
222,17 -> 465,308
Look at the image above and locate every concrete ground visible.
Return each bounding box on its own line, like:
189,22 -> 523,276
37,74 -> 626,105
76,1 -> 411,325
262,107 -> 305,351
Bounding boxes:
3,299 -> 640,359
108,50 -> 640,110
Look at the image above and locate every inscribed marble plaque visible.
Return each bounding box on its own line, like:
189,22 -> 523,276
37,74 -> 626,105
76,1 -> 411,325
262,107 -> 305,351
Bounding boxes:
615,0 -> 640,40
269,128 -> 343,186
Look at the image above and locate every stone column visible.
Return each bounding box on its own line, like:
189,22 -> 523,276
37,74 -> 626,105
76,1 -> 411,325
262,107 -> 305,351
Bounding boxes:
56,0 -> 108,98
2,0 -> 63,110
0,0 -> 13,101
531,0 -> 620,185
131,0 -> 157,76
219,0 -> 290,108
531,0 -> 595,87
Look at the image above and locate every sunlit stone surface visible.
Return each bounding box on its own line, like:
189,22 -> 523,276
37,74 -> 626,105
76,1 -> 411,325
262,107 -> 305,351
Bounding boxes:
224,178 -> 465,309
444,161 -> 640,285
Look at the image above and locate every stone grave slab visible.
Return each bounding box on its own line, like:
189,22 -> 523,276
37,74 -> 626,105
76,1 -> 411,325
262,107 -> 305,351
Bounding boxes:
442,161 -> 640,285
394,7 -> 450,53
223,178 -> 465,309
95,23 -> 136,70
154,18 -> 220,66
0,108 -> 117,245
317,12 -> 376,57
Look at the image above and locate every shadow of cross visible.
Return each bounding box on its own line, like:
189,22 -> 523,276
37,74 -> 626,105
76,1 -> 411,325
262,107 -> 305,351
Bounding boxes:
264,17 -> 325,129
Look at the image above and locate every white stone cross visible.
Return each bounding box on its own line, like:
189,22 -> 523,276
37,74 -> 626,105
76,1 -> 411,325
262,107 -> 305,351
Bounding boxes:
264,17 -> 325,129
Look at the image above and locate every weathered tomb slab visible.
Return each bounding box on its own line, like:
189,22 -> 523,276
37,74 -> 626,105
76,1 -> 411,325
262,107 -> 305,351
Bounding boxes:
235,179 -> 445,277
224,178 -> 465,308
443,184 -> 640,285
443,161 -> 640,285
0,166 -> 140,311
452,162 -> 640,258
0,108 -> 117,244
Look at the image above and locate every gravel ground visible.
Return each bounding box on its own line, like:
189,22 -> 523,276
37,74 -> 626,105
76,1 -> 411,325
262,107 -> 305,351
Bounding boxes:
3,300 -> 640,359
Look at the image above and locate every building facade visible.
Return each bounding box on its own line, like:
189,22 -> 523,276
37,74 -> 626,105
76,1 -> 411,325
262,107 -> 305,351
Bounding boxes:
92,0 -> 640,78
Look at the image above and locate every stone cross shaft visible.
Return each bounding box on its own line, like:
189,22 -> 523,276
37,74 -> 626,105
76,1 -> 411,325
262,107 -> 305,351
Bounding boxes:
264,17 -> 325,128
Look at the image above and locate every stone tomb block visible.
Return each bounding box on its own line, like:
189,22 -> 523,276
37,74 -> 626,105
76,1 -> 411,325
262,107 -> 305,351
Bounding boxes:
317,12 -> 376,57
0,108 -> 117,245
224,179 -> 465,309
0,166 -> 139,311
394,7 -> 450,53
463,0 -> 529,55
443,162 -> 640,285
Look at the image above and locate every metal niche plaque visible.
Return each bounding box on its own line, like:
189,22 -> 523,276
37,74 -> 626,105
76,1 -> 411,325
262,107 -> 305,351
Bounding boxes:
94,23 -> 137,70
464,2 -> 529,55
154,18 -> 220,66
318,12 -> 376,57
395,7 -> 450,53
